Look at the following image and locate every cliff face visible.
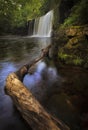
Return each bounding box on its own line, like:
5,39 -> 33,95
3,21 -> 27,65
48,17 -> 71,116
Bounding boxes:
55,25 -> 88,68
53,0 -> 88,68
50,1 -> 88,130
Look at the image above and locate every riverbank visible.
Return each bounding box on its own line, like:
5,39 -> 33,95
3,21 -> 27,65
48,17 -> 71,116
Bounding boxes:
51,23 -> 88,130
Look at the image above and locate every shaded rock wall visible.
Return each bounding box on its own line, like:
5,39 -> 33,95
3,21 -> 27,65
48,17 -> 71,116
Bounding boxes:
53,25 -> 88,68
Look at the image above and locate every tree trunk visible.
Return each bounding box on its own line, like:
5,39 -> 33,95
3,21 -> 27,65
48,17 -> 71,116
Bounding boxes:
5,72 -> 69,130
5,47 -> 70,130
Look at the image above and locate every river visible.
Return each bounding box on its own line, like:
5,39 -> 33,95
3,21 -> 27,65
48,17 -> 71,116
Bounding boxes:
0,36 -> 88,130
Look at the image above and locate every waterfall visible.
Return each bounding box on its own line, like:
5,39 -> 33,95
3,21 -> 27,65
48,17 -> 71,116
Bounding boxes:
33,10 -> 53,37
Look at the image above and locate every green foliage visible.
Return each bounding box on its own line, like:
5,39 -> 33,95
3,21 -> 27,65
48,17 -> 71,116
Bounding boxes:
0,0 -> 45,34
58,52 -> 71,60
0,0 -> 61,34
40,0 -> 60,14
58,49 -> 83,66
63,0 -> 88,26
73,57 -> 83,65
58,51 -> 73,62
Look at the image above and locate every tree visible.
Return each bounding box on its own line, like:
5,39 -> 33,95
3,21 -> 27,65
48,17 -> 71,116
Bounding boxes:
0,0 -> 45,34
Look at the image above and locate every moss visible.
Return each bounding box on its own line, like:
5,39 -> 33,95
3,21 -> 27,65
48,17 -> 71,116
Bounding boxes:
62,0 -> 88,27
73,57 -> 83,66
54,13 -> 88,68
58,49 -> 84,66
58,52 -> 72,61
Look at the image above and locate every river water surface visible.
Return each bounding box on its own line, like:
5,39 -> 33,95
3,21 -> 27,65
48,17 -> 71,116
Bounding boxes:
0,36 -> 88,130
0,36 -> 58,130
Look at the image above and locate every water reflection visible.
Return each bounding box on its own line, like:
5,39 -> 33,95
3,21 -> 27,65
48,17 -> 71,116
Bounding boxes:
0,62 -> 17,94
37,37 -> 51,48
0,37 -> 86,130
0,37 -> 38,130
0,37 -> 38,62
0,36 -> 56,130
24,61 -> 59,101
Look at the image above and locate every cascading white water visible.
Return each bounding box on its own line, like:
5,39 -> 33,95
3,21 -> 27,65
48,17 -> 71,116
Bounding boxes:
33,10 -> 53,37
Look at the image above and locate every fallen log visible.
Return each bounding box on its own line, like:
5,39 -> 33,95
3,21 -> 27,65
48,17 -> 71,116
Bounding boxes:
15,44 -> 52,82
5,45 -> 70,130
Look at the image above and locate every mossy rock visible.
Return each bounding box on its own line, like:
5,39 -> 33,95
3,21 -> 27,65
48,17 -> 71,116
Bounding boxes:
54,24 -> 88,68
65,35 -> 87,49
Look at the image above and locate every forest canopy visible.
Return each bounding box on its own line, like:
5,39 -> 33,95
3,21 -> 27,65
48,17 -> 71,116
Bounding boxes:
0,0 -> 60,34
0,0 -> 45,34
1,0 -> 87,35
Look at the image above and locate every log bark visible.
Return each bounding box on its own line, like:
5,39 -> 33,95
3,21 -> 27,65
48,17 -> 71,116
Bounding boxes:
5,45 -> 70,130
